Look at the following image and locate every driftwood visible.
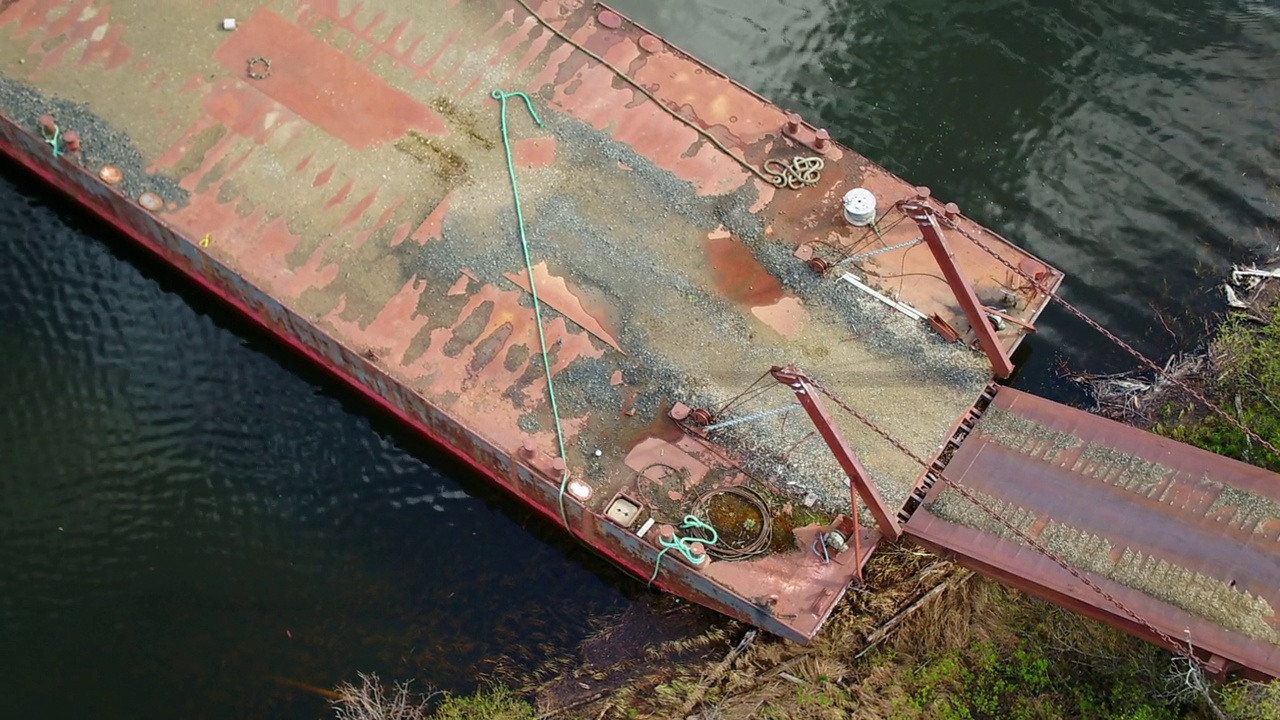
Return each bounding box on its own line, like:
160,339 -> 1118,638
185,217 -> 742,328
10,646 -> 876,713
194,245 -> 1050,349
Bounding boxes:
1071,259 -> 1278,424
535,688 -> 613,720
855,570 -> 974,659
678,629 -> 758,716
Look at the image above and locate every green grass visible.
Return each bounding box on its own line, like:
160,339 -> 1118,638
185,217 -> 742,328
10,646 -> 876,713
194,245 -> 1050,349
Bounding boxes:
1155,302 -> 1280,471
427,686 -> 535,720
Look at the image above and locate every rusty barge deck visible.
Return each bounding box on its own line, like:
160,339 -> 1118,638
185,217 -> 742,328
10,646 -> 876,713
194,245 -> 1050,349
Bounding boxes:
2,0 -> 1277,679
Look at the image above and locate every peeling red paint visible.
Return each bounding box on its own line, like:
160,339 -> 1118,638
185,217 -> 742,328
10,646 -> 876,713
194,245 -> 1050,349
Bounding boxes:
504,262 -> 624,354
408,193 -> 451,245
325,179 -> 354,210
512,136 -> 556,169
213,8 -> 446,148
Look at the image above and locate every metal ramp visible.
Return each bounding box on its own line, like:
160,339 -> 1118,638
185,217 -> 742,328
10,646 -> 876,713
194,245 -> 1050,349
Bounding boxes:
904,386 -> 1280,680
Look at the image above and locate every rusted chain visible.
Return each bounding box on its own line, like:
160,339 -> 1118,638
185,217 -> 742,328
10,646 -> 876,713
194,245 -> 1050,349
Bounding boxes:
807,377 -> 1208,669
937,212 -> 1280,460
246,57 -> 271,80
508,0 -> 775,186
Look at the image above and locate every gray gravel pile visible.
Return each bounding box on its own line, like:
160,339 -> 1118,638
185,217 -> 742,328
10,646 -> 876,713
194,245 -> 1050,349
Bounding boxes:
402,108 -> 989,521
0,76 -> 188,207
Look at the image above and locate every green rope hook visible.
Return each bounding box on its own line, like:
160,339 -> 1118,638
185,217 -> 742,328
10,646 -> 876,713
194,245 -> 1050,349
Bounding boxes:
648,515 -> 719,587
41,123 -> 62,158
491,89 -> 574,529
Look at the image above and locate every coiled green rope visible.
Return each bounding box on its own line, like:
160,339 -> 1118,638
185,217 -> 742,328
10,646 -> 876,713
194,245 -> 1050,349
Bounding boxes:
491,89 -> 573,529
648,515 -> 719,587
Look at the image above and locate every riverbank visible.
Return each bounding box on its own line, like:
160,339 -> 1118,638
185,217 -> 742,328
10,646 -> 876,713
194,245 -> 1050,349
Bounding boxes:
328,261 -> 1280,719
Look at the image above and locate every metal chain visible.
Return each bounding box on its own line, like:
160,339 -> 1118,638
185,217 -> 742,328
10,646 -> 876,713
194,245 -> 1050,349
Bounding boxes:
835,237 -> 923,267
703,403 -> 801,432
938,212 -> 1280,459
806,376 -> 1206,668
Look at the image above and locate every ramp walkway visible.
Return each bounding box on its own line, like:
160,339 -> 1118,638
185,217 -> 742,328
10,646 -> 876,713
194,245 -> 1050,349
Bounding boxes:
905,386 -> 1280,680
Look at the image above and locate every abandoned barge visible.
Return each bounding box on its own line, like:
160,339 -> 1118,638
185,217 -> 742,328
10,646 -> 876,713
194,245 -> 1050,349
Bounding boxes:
2,0 -> 1277,680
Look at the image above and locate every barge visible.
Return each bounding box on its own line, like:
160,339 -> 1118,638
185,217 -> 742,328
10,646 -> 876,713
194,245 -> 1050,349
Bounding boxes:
2,0 -> 1277,680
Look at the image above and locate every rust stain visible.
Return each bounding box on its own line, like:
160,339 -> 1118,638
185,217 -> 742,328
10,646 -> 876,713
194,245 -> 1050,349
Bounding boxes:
213,8 -> 446,148
504,262 -> 625,354
705,235 -> 784,306
512,136 -> 557,169
751,296 -> 806,341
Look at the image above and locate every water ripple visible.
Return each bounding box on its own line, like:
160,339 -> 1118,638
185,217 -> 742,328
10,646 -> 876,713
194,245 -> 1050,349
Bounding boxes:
0,172 -> 626,718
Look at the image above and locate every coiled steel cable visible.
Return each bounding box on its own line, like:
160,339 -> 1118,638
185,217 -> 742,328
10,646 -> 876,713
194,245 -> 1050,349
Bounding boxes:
691,486 -> 773,560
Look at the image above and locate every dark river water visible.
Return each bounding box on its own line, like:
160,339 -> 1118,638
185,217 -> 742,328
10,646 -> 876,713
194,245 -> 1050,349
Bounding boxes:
2,1 -> 1278,717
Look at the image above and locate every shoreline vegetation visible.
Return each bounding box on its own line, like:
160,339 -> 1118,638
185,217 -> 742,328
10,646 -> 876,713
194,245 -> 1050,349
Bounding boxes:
330,262 -> 1280,720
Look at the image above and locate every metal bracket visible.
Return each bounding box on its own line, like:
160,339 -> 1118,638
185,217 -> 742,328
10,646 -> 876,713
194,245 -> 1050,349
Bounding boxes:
901,201 -> 1015,378
770,365 -> 902,540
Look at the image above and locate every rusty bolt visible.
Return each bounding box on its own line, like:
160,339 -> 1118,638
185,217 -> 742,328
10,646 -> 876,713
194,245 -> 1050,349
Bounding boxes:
813,128 -> 831,152
99,165 -> 123,185
138,192 -> 163,212
550,457 -> 568,475
38,114 -> 56,137
783,113 -> 802,135
690,408 -> 714,426
668,402 -> 692,421
597,9 -> 622,29
638,34 -> 662,53
61,131 -> 81,153
944,202 -> 960,221
914,186 -> 932,202
807,257 -> 831,275
520,439 -> 537,460
658,524 -> 676,543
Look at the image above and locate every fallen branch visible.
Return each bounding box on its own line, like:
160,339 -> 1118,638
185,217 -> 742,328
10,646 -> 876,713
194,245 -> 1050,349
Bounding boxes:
678,629 -> 758,716
535,688 -> 613,720
856,570 -> 974,659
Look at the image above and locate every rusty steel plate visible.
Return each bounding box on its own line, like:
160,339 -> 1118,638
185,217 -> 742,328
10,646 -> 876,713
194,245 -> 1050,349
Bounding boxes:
907,387 -> 1280,679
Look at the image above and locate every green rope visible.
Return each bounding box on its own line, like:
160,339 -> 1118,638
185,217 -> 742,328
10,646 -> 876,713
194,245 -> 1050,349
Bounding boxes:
42,124 -> 62,158
648,515 -> 719,587
491,89 -> 573,529
492,91 -> 720,589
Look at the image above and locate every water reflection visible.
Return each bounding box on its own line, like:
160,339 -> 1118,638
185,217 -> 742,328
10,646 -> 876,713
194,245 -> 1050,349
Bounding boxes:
0,171 -> 627,719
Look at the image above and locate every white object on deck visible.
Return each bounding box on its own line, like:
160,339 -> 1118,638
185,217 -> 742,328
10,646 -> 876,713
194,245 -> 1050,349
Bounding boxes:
842,188 -> 877,226
840,272 -> 928,322
222,18 -> 237,30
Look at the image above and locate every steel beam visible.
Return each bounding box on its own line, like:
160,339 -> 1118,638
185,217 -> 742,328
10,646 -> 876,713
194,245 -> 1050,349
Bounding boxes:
771,365 -> 902,540
901,201 -> 1016,378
